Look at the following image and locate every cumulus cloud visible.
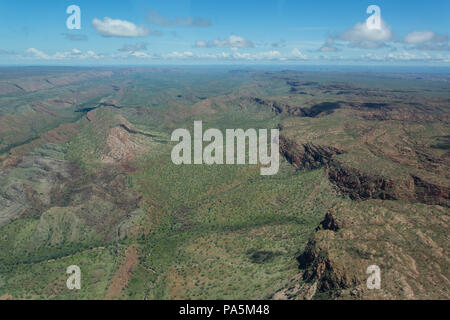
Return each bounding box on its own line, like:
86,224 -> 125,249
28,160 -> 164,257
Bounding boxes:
239,51 -> 282,60
132,50 -> 449,63
147,10 -> 211,27
26,48 -> 100,60
195,35 -> 254,49
26,48 -> 50,59
194,40 -> 209,48
131,51 -> 152,58
404,31 -> 436,44
22,46 -> 449,64
338,18 -> 394,49
92,17 -> 160,38
155,50 -> 307,61
340,19 -> 394,42
22,47 -> 307,62
386,51 -> 423,61
359,51 -> 450,63
403,30 -> 449,51
162,51 -> 195,59
290,48 -> 308,60
118,43 -> 148,52
317,17 -> 394,52
320,15 -> 449,53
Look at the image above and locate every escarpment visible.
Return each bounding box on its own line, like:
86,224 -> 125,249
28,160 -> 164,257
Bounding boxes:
279,135 -> 344,170
243,97 -> 342,118
327,161 -> 450,206
326,160 -> 413,201
280,134 -> 450,207
412,175 -> 450,207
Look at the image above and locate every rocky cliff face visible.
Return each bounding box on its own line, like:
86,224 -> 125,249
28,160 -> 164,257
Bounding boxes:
412,176 -> 450,207
279,135 -> 343,170
244,97 -> 342,118
280,135 -> 450,207
327,161 -> 449,207
327,160 -> 412,201
295,201 -> 450,300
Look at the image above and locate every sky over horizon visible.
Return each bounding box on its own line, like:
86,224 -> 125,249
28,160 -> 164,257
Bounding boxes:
1,0 -> 449,66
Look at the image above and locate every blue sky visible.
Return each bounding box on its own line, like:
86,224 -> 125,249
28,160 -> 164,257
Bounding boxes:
0,0 -> 449,65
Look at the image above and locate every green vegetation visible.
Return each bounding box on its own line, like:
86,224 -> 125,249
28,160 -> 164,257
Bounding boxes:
0,67 -> 448,300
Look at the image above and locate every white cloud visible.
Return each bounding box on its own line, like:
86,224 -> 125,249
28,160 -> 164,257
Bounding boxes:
404,31 -> 436,44
87,51 -> 98,58
92,17 -> 157,38
359,53 -> 384,61
215,35 -> 254,48
290,48 -> 308,60
195,35 -> 254,49
239,51 -> 282,60
338,18 -> 394,49
264,51 -> 282,59
26,48 -> 100,60
26,48 -> 50,59
360,51 -> 449,63
386,51 -> 420,61
403,30 -> 449,51
162,51 -> 195,59
437,54 -> 450,63
156,50 -> 307,62
340,19 -> 394,42
131,51 -> 152,58
194,40 -> 209,48
23,47 -> 305,62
